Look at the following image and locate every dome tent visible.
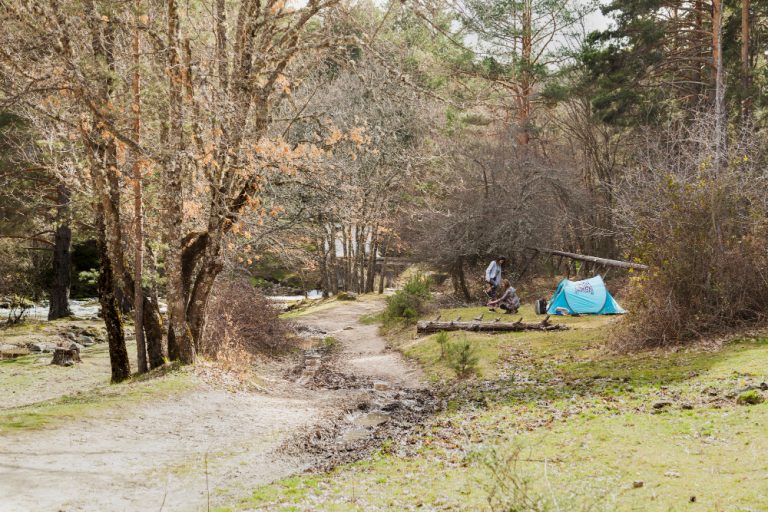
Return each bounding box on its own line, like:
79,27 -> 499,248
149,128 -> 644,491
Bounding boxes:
546,275 -> 625,315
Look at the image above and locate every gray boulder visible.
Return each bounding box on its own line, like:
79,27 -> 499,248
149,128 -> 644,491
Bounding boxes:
77,335 -> 96,346
28,342 -> 56,353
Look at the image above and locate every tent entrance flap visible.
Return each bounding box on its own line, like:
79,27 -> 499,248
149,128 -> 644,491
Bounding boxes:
546,276 -> 625,315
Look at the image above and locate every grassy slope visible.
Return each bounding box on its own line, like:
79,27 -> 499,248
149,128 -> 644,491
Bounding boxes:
0,319 -> 194,434
0,353 -> 193,434
224,303 -> 768,512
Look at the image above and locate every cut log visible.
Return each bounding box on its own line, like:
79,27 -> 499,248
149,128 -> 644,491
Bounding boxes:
51,345 -> 81,366
530,248 -> 648,271
417,319 -> 568,334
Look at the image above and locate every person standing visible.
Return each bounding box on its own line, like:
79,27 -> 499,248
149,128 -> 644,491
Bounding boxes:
484,256 -> 506,299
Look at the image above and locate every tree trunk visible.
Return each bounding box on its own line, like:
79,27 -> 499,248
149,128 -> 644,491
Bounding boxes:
378,235 -> 389,294
165,0 -> 195,364
80,4 -> 142,377
329,224 -> 339,294
132,0 -> 147,373
712,0 -> 725,172
143,295 -> 165,368
318,235 -> 330,298
366,228 -> 378,293
97,212 -> 130,383
357,225 -> 367,293
741,0 -> 751,115
341,226 -> 349,291
516,0 -> 533,146
48,183 -> 72,320
452,257 -> 471,301
187,255 -> 222,350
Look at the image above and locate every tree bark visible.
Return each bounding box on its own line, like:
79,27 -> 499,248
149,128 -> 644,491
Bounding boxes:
48,183 -> 72,320
97,211 -> 130,383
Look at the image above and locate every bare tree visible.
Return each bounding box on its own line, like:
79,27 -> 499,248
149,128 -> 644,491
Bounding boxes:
0,0 -> 345,374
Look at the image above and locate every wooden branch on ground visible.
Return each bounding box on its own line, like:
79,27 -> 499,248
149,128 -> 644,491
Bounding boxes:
416,315 -> 568,334
530,248 -> 648,271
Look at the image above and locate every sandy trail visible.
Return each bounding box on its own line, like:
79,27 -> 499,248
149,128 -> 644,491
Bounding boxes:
0,297 -> 422,512
298,299 -> 424,388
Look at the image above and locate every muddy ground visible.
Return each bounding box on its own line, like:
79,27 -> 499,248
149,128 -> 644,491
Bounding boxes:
0,298 -> 433,512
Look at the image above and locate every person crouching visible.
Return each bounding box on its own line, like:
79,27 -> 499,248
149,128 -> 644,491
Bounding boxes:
487,279 -> 520,314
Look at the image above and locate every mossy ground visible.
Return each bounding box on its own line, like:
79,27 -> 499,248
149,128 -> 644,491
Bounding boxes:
0,359 -> 193,434
279,293 -> 384,320
228,304 -> 768,511
0,318 -> 194,434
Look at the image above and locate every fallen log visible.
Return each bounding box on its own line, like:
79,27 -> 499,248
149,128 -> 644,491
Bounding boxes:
530,247 -> 648,271
416,315 -> 568,334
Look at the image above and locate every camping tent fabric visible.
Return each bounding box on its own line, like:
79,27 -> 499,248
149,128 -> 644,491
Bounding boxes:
546,276 -> 626,315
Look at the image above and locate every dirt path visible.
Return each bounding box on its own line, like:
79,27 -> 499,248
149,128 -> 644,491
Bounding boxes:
0,297 -> 424,512
297,299 -> 424,388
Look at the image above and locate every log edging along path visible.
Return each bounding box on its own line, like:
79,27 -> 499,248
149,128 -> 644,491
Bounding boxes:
416,315 -> 569,334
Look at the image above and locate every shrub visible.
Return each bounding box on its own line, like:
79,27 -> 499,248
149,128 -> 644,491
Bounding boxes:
5,294 -> 33,325
201,278 -> 296,359
383,273 -> 431,323
250,277 -> 272,289
614,116 -> 768,349
736,390 -> 764,405
446,337 -> 479,378
480,446 -> 549,512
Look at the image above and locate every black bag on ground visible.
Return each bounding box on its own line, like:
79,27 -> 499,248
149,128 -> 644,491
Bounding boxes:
534,298 -> 548,315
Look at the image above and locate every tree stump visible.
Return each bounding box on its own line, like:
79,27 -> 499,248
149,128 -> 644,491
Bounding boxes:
51,345 -> 81,366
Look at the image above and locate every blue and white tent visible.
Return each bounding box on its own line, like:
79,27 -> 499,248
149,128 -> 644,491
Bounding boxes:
546,275 -> 625,315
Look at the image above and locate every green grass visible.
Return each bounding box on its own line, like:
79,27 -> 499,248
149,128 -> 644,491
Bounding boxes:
279,298 -> 339,319
358,312 -> 382,325
280,293 -> 385,319
394,304 -> 616,382
0,367 -> 193,435
0,319 -> 47,335
227,302 -> 768,511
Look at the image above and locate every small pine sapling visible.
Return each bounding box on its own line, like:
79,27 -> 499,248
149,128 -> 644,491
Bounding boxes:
447,337 -> 479,378
435,331 -> 450,360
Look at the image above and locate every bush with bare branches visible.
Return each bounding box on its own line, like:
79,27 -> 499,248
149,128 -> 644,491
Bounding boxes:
613,115 -> 768,348
201,279 -> 296,360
